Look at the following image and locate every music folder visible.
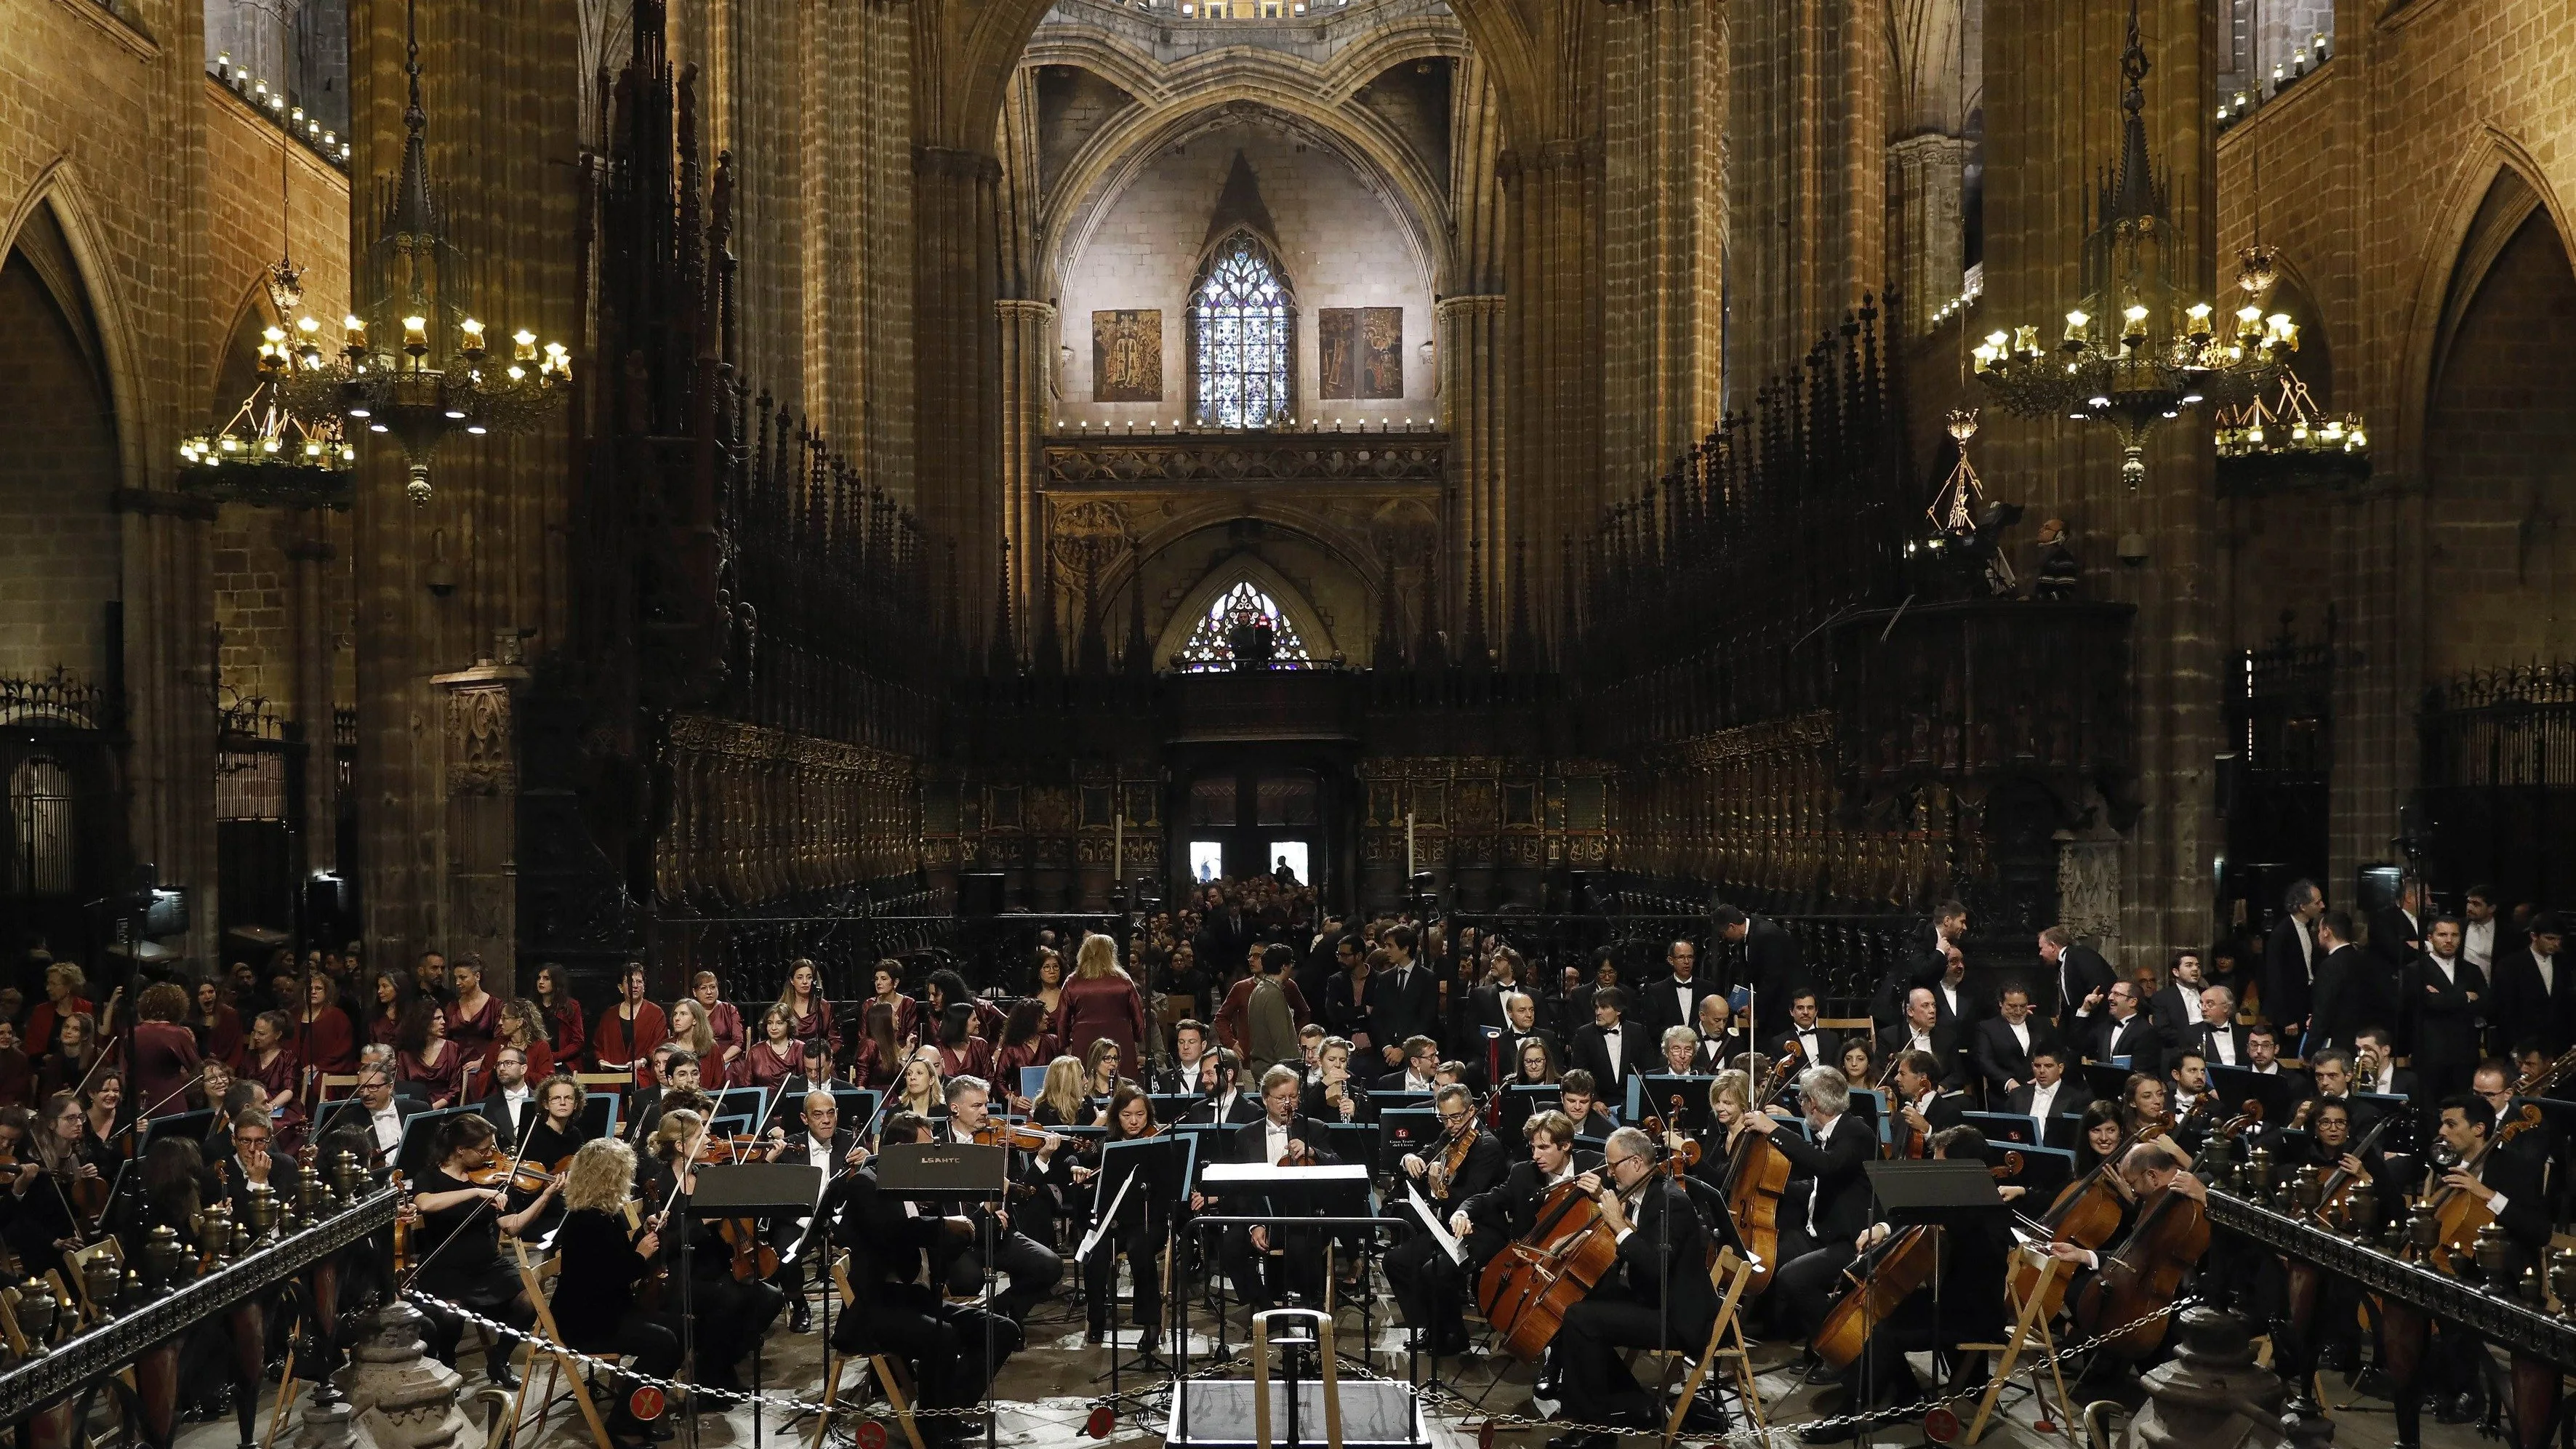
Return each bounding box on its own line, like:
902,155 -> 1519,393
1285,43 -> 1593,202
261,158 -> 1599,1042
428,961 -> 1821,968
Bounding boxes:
875,1140 -> 1009,1198
1080,1133 -> 1195,1256
1864,1159 -> 2004,1227
692,1161 -> 826,1213
2208,1064 -> 2302,1127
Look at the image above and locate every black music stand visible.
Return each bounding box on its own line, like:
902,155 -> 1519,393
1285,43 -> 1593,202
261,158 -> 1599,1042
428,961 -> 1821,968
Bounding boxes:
877,1143 -> 1010,1449
1849,1161 -> 2007,1448
1195,1163 -> 1374,1362
694,1163 -> 825,1449
1637,1073 -> 1718,1133
144,1108 -> 216,1148
2208,1064 -> 2303,1130
1377,1107 -> 1440,1173
1086,1133 -> 1197,1413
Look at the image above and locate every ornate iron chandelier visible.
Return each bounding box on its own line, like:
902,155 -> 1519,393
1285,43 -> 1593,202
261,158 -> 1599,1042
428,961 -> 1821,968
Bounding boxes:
284,0 -> 567,505
1972,0 -> 2292,489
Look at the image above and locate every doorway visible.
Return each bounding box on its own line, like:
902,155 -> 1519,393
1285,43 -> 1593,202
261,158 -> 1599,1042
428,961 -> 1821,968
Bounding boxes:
1181,766 -> 1323,891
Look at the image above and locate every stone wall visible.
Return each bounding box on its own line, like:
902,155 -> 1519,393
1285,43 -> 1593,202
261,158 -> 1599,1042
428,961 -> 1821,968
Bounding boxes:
0,239 -> 123,682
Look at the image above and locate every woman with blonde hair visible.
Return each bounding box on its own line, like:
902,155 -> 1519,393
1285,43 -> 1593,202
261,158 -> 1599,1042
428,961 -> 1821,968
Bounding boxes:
774,959 -> 833,1044
1031,1056 -> 1090,1127
1056,934 -> 1145,1075
895,1054 -> 944,1120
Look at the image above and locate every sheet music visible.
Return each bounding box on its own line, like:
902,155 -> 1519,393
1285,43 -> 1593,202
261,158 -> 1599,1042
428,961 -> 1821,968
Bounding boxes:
1075,1165 -> 1139,1261
1405,1181 -> 1464,1264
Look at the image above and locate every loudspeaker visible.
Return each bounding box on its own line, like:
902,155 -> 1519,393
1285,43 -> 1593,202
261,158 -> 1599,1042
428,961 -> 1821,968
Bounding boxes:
959,872 -> 1006,915
1568,870 -> 1602,915
1164,1380 -> 1425,1449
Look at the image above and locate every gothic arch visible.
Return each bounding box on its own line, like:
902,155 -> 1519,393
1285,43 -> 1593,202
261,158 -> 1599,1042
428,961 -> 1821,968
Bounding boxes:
1150,550 -> 1342,667
2394,137 -> 2576,481
0,163 -> 144,488
1037,86 -> 1448,300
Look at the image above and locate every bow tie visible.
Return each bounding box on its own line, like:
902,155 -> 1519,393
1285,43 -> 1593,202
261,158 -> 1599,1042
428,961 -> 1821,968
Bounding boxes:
1602,1027 -> 1621,1036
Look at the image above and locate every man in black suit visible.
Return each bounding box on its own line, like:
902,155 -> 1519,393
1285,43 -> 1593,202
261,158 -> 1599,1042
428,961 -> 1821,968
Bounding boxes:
2370,879 -> 2426,978
1373,1035 -> 1443,1096
1717,906 -> 1807,1044
217,1109 -> 302,1217
2404,917 -> 2487,1107
1773,990 -> 1842,1078
1200,1064 -> 1341,1309
2489,912 -> 2569,1056
2263,879 -> 2326,1047
1874,902 -> 1965,1033
2459,886 -> 2523,986
475,1043 -> 540,1148
626,1047 -> 705,1146
1637,939 -> 1717,1038
2081,980 -> 2162,1067
317,1048 -> 425,1168
1182,1047 -> 1264,1125
1888,1050 -> 1969,1152
2039,926 -> 2117,1040
1878,987 -> 1966,1089
1972,984 -> 2053,1099
2005,1044 -> 2090,1121
1368,925 -> 1442,1069
1744,1067 -> 1874,1341
1557,1069 -> 1619,1140
2419,1096 -> 2552,1429
828,1111 -> 1022,1425
765,1087 -> 872,1333
2305,910 -> 2366,1055
1385,1083 -> 1511,1354
1546,1126 -> 1721,1448
2348,1027 -> 2419,1101
1925,940 -> 1982,1036
2147,950 -> 2210,1039
1569,987 -> 1642,1103
2188,985 -> 2252,1069
771,1037 -> 846,1128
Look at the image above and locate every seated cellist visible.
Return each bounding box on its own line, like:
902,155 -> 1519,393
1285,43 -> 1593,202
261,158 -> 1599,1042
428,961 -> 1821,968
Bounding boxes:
1543,1125 -> 1718,1449
1800,1126 -> 2021,1441
1742,1067 -> 1873,1345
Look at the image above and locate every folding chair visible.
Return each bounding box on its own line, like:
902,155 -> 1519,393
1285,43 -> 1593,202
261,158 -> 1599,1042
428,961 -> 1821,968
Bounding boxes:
1964,1249 -> 2077,1445
1636,1248 -> 1766,1445
502,1240 -> 618,1449
811,1253 -> 928,1449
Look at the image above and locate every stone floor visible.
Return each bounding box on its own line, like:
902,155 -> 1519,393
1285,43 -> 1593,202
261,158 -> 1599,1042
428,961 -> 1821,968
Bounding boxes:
171,1281 -> 2487,1449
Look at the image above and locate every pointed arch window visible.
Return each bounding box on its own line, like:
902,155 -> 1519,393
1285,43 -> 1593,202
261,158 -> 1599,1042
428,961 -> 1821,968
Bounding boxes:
1177,582 -> 1313,672
1190,231 -> 1294,428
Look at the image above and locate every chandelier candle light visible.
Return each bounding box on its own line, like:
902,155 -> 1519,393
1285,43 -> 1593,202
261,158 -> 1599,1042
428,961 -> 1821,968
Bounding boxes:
285,0 -> 568,505
1973,0 -> 2291,489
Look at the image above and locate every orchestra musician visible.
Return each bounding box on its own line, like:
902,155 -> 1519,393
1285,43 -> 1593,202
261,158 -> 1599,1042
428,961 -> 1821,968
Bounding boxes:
1803,1126 -> 2020,1439
409,1112 -> 554,1387
2423,1094 -> 2551,1426
550,1139 -> 680,1446
1878,989 -> 1966,1091
476,1044 -> 542,1148
1304,1035 -> 1365,1124
1543,1125 -> 1718,1449
1742,1067 -> 1873,1344
763,1088 -> 871,1335
6,1092 -> 103,1282
1887,1051 -> 1967,1155
2005,1044 -> 2089,1121
313,1048 -> 423,1167
828,1111 -> 1019,1449
627,1047 -> 707,1144
1773,991 -> 1841,1080
935,1075 -> 1067,1325
1193,1064 -> 1339,1310
1068,1084 -> 1169,1345
1972,985 -> 2050,1099
1152,1019 -> 1214,1096
1182,1047 -> 1259,1125
1556,1069 -> 1618,1141
217,1107 -> 300,1217
637,1109 -> 787,1393
520,1073 -> 595,1170
1384,1083 -> 1507,1353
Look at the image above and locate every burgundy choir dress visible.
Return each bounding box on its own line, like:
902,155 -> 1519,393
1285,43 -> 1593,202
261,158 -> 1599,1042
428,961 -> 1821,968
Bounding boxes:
545,999 -> 588,1069
593,1002 -> 668,1088
989,1034 -> 1059,1099
858,994 -> 919,1050
367,1011 -> 404,1050
24,996 -> 92,1059
247,1045 -> 307,1141
299,1007 -> 359,1079
782,996 -> 835,1047
444,993 -> 502,1057
1054,974 -> 1147,1069
127,1019 -> 204,1119
849,1040 -> 901,1093
935,1036 -> 994,1083
473,1037 -> 555,1098
705,1002 -> 746,1087
745,1039 -> 800,1091
196,1006 -> 245,1069
401,1042 -> 467,1107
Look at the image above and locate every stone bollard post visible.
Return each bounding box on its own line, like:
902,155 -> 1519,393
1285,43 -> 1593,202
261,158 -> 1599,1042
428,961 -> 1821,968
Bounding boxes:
334,1300 -> 483,1449
2125,1305 -> 2322,1449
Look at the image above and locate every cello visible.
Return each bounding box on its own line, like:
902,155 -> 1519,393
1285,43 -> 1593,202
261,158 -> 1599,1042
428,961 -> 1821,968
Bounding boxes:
2070,1180 -> 2209,1360
1475,1177 -> 1624,1360
1812,1155 -> 2016,1370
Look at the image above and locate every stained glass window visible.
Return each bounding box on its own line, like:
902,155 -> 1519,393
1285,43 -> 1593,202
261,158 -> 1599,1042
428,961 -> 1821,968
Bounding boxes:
1191,232 -> 1293,428
1176,582 -> 1312,672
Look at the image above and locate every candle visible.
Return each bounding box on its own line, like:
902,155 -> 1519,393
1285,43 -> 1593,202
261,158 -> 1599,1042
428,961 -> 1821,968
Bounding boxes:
1114,811 -> 1124,886
1406,811 -> 1416,881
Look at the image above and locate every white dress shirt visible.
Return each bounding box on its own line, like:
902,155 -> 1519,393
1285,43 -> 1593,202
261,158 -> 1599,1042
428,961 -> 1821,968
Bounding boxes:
2204,1027 -> 2238,1067
1805,1115 -> 1842,1235
1600,1026 -> 1625,1081
498,1085 -> 532,1136
2533,950 -> 2557,997
2028,1080 -> 2062,1118
2428,952 -> 2460,987
369,1103 -> 404,1159
1264,1117 -> 1293,1163
2006,1019 -> 2031,1054
2464,919 -> 2497,970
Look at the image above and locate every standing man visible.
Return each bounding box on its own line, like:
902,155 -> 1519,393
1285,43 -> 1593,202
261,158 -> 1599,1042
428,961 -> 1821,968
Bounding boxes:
2264,880 -> 2325,1050
2404,918 -> 2486,1107
2148,951 -> 2209,1039
2039,926 -> 2116,1040
1570,990 -> 1640,1102
1714,907 -> 1805,1045
2305,911 -> 2364,1055
2491,912 -> 2569,1056
2370,879 -> 2426,979
1640,939 -> 1717,1038
2460,886 -> 2520,981
1368,926 -> 1442,1069
1214,944 -> 1313,1077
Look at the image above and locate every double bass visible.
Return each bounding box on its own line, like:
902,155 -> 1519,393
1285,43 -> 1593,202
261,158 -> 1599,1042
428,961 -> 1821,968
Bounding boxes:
1811,1154 -> 2017,1370
1475,1177 -> 1624,1360
2070,1180 -> 2209,1360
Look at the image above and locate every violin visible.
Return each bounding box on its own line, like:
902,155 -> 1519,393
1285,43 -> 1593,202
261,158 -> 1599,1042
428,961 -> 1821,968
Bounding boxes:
1425,1115 -> 1480,1199
1277,1138 -> 1319,1166
465,1155 -> 562,1196
968,1121 -> 1054,1153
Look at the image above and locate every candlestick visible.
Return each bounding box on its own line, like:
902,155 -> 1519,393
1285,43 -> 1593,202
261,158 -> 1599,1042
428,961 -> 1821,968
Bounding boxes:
1114,811 -> 1124,886
1406,811 -> 1416,881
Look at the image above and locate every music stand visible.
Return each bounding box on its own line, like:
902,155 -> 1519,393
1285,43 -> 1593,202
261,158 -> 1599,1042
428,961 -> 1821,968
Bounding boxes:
1149,1093 -> 1201,1123
1086,1133 -> 1197,1407
877,1142 -> 1009,1449
1376,1107 -> 1440,1173
1019,1067 -> 1051,1101
145,1108 -> 216,1148
693,1164 -> 824,1449
1636,1073 -> 1717,1133
1963,1111 -> 2042,1147
1850,1161 -> 2007,1447
1195,1163 -> 1375,1364
2078,1064 -> 2134,1105
2207,1064 -> 2300,1127
582,1091 -> 618,1140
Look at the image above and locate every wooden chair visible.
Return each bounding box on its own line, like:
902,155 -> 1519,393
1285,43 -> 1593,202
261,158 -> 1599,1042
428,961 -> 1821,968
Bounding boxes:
502,1240 -> 618,1449
811,1253 -> 928,1449
318,1072 -> 361,1103
574,1072 -> 633,1093
1964,1249 -> 2077,1445
1634,1248 -> 1766,1445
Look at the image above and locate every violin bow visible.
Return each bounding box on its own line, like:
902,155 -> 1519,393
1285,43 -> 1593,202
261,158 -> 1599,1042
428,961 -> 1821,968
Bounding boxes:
396,1117 -> 552,1293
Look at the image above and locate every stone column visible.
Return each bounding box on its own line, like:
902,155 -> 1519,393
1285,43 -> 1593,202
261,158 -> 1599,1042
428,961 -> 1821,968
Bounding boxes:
113,489 -> 222,971
429,643 -> 530,987
286,532 -> 338,881
336,1300 -> 478,1449
995,297 -> 1057,614
914,145 -> 1003,646
1437,294 -> 1507,661
1888,132 -> 1972,336
1502,139 -> 1603,647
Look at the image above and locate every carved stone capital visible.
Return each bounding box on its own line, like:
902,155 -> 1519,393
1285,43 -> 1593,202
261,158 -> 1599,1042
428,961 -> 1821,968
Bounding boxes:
429,659 -> 531,798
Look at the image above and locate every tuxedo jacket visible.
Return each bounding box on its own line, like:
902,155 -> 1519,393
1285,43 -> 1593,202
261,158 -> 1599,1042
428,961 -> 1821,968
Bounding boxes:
1773,1025 -> 1843,1077
1876,1019 -> 1967,1089
1365,965 -> 1443,1054
1740,918 -> 1806,1035
1602,1177 -> 1719,1345
2491,948 -> 2573,1053
1970,1016 -> 2055,1093
2005,1080 -> 2093,1120
2400,955 -> 2487,1064
1637,975 -> 1720,1037
476,1088 -> 540,1148
2263,916 -> 2317,1035
2052,945 -> 2119,1038
1770,1115 -> 1875,1242
2146,984 -> 2202,1036
1458,1153 -> 1603,1259
2368,907 -> 2424,972
1570,1021 -> 1645,1098
2306,944 -> 2366,1052
2188,1022 -> 2252,1072
2083,1011 -> 2163,1067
